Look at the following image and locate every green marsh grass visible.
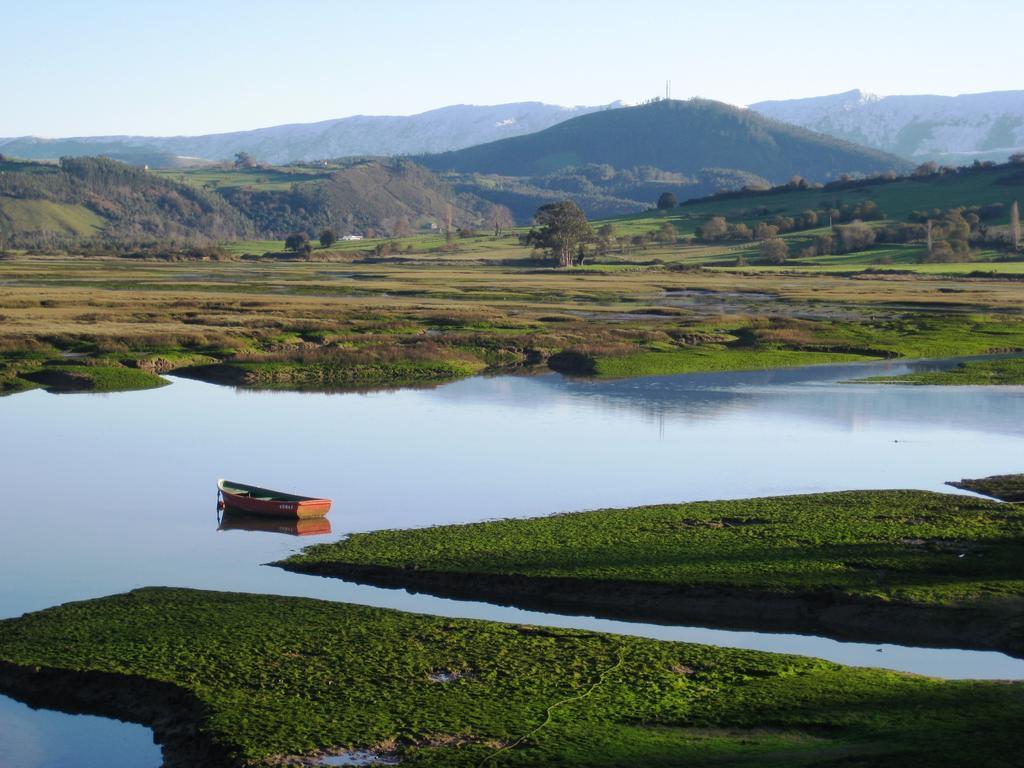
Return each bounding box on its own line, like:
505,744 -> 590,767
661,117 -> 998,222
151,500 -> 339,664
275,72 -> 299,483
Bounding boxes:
856,358 -> 1024,385
284,491 -> 1024,608
2,587 -> 1023,767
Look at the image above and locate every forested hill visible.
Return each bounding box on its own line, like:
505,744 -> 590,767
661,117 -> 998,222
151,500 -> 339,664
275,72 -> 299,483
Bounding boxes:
0,156 -> 254,247
419,99 -> 911,182
215,159 -> 486,238
0,157 -> 488,247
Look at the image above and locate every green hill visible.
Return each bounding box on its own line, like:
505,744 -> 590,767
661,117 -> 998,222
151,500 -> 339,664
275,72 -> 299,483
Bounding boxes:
420,99 -> 910,182
215,159 -> 487,238
0,156 -> 253,248
674,161 -> 1024,226
0,157 -> 488,245
593,160 -> 1024,272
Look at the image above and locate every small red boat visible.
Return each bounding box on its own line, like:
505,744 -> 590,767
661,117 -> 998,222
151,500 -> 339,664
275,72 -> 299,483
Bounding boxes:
217,479 -> 332,519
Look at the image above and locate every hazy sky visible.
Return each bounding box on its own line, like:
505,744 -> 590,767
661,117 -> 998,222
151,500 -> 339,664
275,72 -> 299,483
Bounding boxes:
5,0 -> 1023,137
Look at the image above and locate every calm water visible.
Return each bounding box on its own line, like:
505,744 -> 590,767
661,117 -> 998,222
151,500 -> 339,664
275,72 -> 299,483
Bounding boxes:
2,359 -> 1023,766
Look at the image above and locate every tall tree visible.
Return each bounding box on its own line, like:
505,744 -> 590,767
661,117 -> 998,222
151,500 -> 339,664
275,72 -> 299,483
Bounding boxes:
444,203 -> 454,248
527,201 -> 593,268
1011,201 -> 1021,250
489,204 -> 515,236
393,217 -> 413,238
595,222 -> 617,254
656,191 -> 677,210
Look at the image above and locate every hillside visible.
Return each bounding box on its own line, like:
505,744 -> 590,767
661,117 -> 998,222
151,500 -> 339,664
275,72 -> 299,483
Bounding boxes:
751,89 -> 1024,164
0,157 -> 254,248
212,159 -> 486,237
0,155 -> 495,245
419,99 -> 910,181
0,102 -> 618,167
447,165 -> 772,223
593,159 -> 1024,272
672,159 -> 1024,226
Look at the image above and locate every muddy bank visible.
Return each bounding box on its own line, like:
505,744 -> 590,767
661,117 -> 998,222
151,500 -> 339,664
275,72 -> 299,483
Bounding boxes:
0,660 -> 232,768
276,562 -> 1024,660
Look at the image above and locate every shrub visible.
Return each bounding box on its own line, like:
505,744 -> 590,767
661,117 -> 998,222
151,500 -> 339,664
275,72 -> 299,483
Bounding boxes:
760,238 -> 789,265
835,222 -> 876,253
656,192 -> 678,209
696,216 -> 728,241
813,233 -> 834,255
284,232 -> 309,252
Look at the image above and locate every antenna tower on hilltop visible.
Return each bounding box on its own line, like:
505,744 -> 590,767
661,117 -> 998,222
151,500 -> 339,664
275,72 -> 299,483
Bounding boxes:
665,80 -> 671,100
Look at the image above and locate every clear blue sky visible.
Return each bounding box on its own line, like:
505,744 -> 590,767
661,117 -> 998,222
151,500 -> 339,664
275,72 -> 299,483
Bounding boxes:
5,0 -> 1023,137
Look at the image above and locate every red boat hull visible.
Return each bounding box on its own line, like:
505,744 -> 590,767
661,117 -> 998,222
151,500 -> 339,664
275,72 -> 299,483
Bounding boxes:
220,490 -> 332,519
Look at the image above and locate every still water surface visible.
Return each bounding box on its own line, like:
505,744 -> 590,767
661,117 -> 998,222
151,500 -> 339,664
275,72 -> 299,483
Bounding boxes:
2,358 -> 1023,766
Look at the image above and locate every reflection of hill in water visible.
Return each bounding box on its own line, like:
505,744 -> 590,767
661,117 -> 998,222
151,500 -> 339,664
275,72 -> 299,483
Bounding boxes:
434,358 -> 1024,437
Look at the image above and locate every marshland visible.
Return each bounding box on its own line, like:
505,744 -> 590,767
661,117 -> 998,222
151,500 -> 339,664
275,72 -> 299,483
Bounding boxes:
4,11 -> 1024,761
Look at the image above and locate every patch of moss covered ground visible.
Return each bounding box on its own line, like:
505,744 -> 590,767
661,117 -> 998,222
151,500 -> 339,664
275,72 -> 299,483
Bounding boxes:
18,364 -> 169,393
856,357 -> 1024,385
582,315 -> 1024,379
589,348 -> 870,377
2,588 -> 1024,767
282,491 -> 1024,611
950,474 -> 1024,503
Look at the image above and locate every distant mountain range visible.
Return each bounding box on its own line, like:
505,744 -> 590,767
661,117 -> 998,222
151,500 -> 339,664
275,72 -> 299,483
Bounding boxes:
0,102 -> 620,167
0,99 -> 912,247
5,92 -> 1016,245
750,89 -> 1024,165
5,90 -> 1022,171
420,99 -> 908,183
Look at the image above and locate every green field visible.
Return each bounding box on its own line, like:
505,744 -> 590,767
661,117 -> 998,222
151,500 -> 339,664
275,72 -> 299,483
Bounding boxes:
2,587 -> 1023,767
151,165 -> 333,191
715,250 -> 1024,276
602,164 -> 1024,237
0,198 -> 106,237
217,229 -> 534,260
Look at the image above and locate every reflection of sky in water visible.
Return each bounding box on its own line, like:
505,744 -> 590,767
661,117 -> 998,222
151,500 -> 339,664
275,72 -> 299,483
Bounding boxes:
1,362 -> 1022,766
0,696 -> 158,768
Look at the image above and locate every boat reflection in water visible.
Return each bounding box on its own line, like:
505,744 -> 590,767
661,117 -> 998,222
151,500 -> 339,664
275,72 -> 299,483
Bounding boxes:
217,509 -> 332,537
